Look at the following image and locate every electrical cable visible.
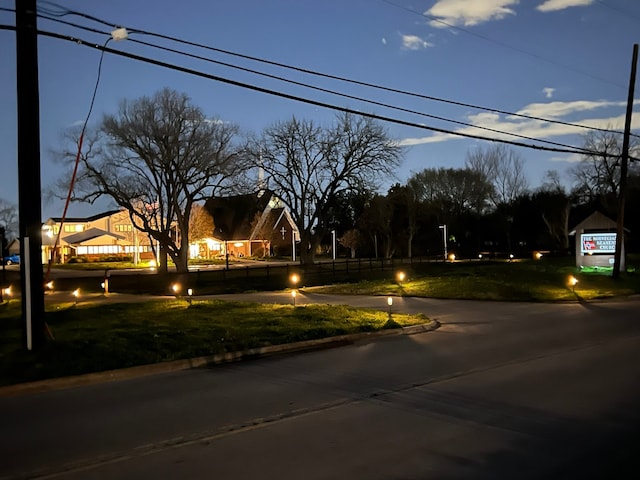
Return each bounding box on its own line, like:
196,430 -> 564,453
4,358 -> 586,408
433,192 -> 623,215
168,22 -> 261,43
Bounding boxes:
380,0 -> 627,91
44,34 -> 112,285
29,2 -> 637,139
33,12 -> 601,153
12,25 -> 597,157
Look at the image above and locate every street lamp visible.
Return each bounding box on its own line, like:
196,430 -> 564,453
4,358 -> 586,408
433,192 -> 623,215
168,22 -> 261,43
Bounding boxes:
439,225 -> 448,261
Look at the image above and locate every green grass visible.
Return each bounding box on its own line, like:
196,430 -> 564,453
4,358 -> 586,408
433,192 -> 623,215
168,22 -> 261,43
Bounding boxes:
306,259 -> 640,302
0,299 -> 426,386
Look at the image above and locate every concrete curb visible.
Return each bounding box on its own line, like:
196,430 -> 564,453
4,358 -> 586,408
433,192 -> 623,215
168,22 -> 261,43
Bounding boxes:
0,320 -> 439,398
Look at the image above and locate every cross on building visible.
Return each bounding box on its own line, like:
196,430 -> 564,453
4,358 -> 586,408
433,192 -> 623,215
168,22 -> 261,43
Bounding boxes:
280,227 -> 286,240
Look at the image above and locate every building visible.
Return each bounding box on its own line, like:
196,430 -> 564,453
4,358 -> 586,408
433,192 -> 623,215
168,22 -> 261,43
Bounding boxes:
42,209 -> 154,263
570,211 -> 626,270
195,190 -> 299,259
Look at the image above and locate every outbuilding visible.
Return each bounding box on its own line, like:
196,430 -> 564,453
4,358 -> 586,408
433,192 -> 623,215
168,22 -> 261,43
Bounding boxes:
569,211 -> 626,270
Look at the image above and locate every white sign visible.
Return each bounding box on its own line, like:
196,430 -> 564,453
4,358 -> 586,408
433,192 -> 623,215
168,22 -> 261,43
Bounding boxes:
581,233 -> 616,254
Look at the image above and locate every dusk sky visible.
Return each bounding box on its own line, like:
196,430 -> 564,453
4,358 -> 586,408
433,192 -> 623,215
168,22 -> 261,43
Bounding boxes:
1,0 -> 639,219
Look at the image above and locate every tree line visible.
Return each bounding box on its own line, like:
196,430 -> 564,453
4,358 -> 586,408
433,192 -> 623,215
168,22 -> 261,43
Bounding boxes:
16,87 -> 634,273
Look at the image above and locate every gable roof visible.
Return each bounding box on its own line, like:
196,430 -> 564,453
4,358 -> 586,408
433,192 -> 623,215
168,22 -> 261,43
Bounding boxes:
63,227 -> 125,244
569,211 -> 619,235
48,209 -> 122,224
204,190 -> 275,241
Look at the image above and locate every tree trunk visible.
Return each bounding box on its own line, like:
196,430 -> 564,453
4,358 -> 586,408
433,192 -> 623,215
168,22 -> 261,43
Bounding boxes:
158,244 -> 169,274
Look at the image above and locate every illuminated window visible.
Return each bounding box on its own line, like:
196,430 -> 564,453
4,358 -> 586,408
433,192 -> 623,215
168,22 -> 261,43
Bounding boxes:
115,224 -> 133,232
64,224 -> 85,233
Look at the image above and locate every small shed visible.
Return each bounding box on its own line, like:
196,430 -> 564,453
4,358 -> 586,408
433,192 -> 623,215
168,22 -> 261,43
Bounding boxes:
569,211 -> 625,270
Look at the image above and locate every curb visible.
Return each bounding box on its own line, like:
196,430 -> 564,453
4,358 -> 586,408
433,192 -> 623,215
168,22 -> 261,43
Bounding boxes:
0,320 -> 440,398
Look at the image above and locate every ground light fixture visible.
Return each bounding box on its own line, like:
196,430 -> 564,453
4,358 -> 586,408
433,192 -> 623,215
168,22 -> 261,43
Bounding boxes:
45,280 -> 54,292
72,288 -> 80,305
290,273 -> 299,286
396,271 -> 406,283
171,283 -> 181,296
187,288 -> 193,305
2,286 -> 11,297
291,289 -> 297,306
448,253 -> 456,262
568,275 -> 579,293
535,252 -> 543,260
387,296 -> 393,314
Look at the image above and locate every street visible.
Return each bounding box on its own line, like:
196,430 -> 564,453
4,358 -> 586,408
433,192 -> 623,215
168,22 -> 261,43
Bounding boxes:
1,295 -> 639,479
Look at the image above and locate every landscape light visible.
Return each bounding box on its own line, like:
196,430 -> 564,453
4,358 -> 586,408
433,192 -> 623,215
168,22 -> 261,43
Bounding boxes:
387,297 -> 393,316
478,254 -> 483,259
187,288 -> 193,305
509,254 -> 514,260
171,283 -> 181,295
149,259 -> 157,270
72,288 -> 80,305
396,271 -> 406,283
45,280 -> 54,291
448,253 -> 456,262
568,275 -> 579,293
535,252 -> 543,260
290,273 -> 299,285
291,289 -> 297,306
3,286 -> 11,297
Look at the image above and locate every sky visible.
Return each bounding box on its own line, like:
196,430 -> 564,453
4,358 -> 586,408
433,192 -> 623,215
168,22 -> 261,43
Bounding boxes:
1,0 -> 640,220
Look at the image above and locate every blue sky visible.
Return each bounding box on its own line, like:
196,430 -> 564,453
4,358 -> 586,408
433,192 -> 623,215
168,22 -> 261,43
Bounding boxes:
1,0 -> 639,219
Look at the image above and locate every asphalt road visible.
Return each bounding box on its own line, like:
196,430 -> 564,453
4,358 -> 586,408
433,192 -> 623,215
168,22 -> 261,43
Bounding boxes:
1,294 -> 639,479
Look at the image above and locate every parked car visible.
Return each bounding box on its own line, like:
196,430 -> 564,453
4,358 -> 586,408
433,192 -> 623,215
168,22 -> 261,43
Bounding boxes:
2,254 -> 20,265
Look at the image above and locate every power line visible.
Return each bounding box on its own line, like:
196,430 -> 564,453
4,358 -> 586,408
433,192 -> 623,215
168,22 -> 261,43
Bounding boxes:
380,0 -> 627,91
27,2 -> 637,139
0,24 -> 598,157
33,13 -> 601,153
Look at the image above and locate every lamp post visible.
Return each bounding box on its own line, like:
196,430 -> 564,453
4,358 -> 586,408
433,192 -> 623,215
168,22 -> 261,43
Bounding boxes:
439,225 -> 448,261
331,230 -> 336,261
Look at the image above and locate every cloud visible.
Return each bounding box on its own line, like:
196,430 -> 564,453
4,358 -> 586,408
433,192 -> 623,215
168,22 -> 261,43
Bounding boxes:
382,37 -> 387,45
537,0 -> 594,12
401,35 -> 432,50
514,100 -> 628,119
426,0 -> 518,27
543,87 -> 555,98
397,98 -> 640,147
549,153 -> 583,163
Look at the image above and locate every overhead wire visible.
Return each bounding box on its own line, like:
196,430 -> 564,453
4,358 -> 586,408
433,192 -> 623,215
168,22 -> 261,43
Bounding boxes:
0,24 -> 599,157
33,12 -> 603,153
29,1 -> 637,139
380,0 -> 628,91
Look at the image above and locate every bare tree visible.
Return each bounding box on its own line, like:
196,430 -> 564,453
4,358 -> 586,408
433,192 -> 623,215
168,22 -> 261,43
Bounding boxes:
248,113 -> 402,263
54,88 -> 246,273
466,144 -> 529,207
0,198 -> 18,241
570,128 -> 640,205
339,229 -> 360,259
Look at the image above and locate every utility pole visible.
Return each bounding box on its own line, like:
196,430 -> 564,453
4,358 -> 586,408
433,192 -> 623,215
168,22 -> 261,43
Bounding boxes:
16,0 -> 46,349
613,43 -> 638,280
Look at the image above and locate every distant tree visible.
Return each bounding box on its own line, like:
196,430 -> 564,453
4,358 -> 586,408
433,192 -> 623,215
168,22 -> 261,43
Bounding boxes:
0,198 -> 18,241
189,204 -> 215,242
247,113 -> 402,264
533,170 -> 571,251
410,167 -> 492,219
53,88 -> 246,273
570,128 -> 640,209
339,229 -> 361,258
466,144 -> 529,208
358,195 -> 395,258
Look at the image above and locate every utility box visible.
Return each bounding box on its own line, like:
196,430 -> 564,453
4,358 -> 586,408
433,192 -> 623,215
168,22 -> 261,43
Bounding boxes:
570,211 -> 625,270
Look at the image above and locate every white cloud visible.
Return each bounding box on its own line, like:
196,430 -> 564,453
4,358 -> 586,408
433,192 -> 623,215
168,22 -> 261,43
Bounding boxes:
397,98 -> 640,147
426,0 -> 518,27
514,100 -> 628,119
543,87 -> 555,98
401,35 -> 432,50
549,153 -> 583,163
382,37 -> 387,45
537,0 -> 594,13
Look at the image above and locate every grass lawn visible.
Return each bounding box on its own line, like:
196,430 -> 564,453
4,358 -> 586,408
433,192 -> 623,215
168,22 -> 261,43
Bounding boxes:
0,299 -> 426,387
306,258 -> 640,302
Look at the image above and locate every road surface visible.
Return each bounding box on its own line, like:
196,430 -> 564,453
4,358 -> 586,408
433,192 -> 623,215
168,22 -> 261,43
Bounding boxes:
1,294 -> 639,479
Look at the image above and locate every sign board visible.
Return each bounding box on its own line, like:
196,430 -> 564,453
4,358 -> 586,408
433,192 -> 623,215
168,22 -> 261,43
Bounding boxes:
580,233 -> 616,254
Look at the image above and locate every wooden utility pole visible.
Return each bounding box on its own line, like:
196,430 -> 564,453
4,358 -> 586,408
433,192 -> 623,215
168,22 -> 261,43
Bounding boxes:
613,44 -> 638,279
16,0 -> 46,349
